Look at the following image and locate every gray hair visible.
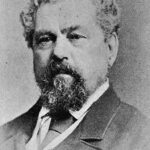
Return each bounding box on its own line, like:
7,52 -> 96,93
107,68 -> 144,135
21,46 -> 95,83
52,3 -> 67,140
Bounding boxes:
20,0 -> 120,48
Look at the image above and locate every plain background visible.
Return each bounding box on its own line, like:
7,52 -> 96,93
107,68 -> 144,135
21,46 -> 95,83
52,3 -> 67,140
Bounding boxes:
0,0 -> 150,125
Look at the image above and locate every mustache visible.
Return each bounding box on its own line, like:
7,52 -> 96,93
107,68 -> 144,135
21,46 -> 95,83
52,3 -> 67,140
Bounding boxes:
35,57 -> 82,89
46,58 -> 81,81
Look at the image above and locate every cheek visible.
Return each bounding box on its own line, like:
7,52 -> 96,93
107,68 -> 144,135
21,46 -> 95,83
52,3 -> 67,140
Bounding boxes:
33,53 -> 48,77
74,45 -> 108,77
72,45 -> 108,91
33,50 -> 51,68
85,54 -> 108,81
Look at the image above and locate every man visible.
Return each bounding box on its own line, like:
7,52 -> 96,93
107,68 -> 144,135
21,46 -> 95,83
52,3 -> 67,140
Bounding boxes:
0,0 -> 150,150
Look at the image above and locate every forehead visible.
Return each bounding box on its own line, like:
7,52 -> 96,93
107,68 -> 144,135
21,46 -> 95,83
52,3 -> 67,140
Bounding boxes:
35,0 -> 97,31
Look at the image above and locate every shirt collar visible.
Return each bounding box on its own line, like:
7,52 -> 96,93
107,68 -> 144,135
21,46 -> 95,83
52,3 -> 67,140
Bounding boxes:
69,79 -> 109,120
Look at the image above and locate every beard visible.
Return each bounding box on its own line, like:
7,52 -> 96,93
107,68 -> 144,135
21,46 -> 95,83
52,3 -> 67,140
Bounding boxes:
34,55 -> 89,120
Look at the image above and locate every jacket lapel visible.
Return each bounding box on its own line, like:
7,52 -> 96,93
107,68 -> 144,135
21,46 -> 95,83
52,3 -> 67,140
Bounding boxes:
0,100 -> 41,150
54,86 -> 121,150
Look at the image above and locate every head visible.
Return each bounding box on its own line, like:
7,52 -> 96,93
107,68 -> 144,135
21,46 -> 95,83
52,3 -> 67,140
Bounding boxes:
20,0 -> 120,120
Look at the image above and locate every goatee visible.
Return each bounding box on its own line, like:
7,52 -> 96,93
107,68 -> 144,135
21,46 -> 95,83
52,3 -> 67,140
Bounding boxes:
35,55 -> 89,120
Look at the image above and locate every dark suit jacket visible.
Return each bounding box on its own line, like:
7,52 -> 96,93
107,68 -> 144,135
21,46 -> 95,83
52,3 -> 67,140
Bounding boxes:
0,87 -> 150,150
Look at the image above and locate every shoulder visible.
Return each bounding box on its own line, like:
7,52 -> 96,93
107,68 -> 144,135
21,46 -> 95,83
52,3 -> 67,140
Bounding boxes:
114,102 -> 149,132
107,101 -> 150,149
0,102 -> 41,145
114,102 -> 147,127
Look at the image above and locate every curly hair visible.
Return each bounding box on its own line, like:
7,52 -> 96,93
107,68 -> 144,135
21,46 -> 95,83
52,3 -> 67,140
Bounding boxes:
20,0 -> 120,48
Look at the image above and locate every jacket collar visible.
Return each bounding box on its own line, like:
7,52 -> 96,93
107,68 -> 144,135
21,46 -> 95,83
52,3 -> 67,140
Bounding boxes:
26,85 -> 120,142
79,86 -> 121,141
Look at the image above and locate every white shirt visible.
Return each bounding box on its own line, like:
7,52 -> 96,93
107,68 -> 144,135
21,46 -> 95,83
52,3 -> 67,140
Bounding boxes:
26,79 -> 109,150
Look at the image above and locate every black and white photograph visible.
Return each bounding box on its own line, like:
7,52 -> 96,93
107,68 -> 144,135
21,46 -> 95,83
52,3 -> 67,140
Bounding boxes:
0,0 -> 150,149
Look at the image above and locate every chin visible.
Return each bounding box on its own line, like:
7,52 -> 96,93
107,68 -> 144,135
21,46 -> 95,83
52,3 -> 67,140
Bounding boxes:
39,74 -> 89,120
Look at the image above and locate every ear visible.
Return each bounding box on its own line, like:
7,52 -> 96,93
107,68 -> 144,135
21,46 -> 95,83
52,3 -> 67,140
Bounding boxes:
106,32 -> 119,67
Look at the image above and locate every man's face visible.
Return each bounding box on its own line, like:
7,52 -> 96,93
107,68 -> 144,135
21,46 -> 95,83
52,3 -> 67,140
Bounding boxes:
33,0 -> 113,119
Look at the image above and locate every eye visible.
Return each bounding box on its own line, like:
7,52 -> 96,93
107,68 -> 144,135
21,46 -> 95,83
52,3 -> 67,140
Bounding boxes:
38,35 -> 51,43
34,33 -> 56,48
67,33 -> 86,41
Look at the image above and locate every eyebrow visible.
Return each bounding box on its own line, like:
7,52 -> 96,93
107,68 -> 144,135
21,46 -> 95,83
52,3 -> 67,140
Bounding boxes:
34,25 -> 81,39
61,25 -> 80,34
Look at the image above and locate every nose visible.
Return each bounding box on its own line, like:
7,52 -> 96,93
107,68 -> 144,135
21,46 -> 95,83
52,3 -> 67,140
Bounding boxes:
53,35 -> 69,61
